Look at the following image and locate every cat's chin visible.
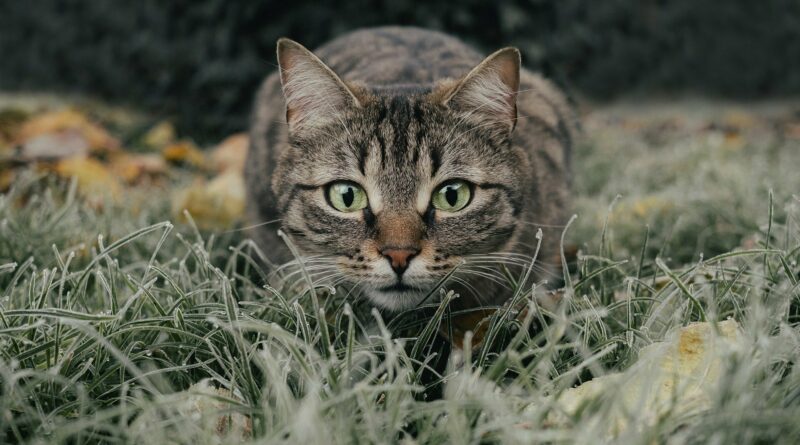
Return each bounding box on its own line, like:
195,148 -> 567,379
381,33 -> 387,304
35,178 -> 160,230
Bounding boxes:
366,286 -> 431,312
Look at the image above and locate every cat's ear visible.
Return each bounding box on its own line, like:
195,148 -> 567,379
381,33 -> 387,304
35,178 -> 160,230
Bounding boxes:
443,47 -> 520,133
276,38 -> 360,134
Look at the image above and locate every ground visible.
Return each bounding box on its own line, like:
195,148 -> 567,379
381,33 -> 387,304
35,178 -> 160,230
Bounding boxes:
1,94 -> 799,444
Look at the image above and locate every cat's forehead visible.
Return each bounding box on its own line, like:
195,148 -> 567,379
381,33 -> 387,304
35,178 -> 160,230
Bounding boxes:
356,94 -> 493,201
368,83 -> 434,96
311,92 -> 499,177
289,90 -> 509,191
361,94 -> 433,196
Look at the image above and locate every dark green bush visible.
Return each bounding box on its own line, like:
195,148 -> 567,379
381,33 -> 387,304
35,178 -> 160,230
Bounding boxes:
1,0 -> 798,139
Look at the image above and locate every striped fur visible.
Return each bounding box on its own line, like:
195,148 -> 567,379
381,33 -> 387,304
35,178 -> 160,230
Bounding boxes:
246,27 -> 576,311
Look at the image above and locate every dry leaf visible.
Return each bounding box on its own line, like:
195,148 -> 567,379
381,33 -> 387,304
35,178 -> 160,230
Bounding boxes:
438,308 -> 496,349
210,133 -> 248,173
534,319 -> 742,437
54,157 -> 122,202
185,381 -> 252,437
108,153 -> 167,183
0,168 -> 15,192
162,140 -> 206,169
785,122 -> 800,140
130,379 -> 251,440
16,109 -> 119,154
142,121 -> 176,148
721,109 -> 757,131
20,129 -> 90,160
0,108 -> 29,151
172,170 -> 245,229
441,289 -> 563,352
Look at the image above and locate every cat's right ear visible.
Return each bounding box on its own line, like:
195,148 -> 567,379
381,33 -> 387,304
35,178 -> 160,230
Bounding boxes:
442,47 -> 520,133
276,38 -> 360,134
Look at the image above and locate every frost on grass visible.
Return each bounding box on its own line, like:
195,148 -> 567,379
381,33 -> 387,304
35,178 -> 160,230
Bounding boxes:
1,101 -> 800,444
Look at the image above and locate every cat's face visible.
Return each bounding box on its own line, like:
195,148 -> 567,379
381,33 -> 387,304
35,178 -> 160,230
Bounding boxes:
273,39 -> 526,310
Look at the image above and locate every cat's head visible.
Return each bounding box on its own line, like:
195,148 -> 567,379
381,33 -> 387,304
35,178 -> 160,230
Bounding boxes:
272,39 -> 529,310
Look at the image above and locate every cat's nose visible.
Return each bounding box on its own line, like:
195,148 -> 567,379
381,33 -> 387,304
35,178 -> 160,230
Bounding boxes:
381,247 -> 419,275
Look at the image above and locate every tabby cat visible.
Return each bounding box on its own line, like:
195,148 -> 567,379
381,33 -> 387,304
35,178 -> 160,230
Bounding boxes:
245,27 -> 575,311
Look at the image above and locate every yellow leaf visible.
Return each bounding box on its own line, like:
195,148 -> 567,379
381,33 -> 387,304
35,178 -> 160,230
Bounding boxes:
210,133 -> 249,173
162,140 -> 206,169
722,109 -> 757,130
0,168 -> 15,192
172,170 -> 245,229
20,129 -> 90,160
0,108 -> 29,150
142,121 -> 176,149
55,157 -> 122,202
16,109 -> 119,154
108,153 -> 167,184
537,320 -> 742,437
785,122 -> 800,140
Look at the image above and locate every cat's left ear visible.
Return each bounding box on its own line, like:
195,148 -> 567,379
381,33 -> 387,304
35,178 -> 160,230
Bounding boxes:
276,38 -> 361,134
442,47 -> 521,133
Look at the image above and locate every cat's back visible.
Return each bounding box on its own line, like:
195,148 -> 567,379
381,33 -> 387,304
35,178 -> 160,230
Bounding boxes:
312,26 -> 483,85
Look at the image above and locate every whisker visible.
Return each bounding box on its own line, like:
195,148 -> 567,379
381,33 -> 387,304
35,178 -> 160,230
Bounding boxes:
464,257 -> 533,267
272,256 -> 339,273
467,250 -> 534,258
278,265 -> 338,288
305,271 -> 347,287
463,253 -> 562,280
457,269 -> 513,291
516,220 -> 568,228
223,218 -> 283,234
465,261 -> 560,279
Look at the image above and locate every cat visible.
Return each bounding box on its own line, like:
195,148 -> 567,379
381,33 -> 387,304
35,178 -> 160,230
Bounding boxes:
245,26 -> 575,312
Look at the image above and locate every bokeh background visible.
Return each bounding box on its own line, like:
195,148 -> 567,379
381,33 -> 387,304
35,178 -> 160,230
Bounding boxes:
2,0 -> 799,140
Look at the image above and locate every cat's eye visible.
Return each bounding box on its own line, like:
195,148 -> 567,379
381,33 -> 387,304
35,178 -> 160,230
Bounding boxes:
432,180 -> 472,212
327,181 -> 368,212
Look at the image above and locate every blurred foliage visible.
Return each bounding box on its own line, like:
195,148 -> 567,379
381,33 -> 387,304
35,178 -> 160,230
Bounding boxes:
1,0 -> 799,140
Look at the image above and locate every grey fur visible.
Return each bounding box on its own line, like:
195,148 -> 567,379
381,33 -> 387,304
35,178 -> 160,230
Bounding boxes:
246,26 -> 576,311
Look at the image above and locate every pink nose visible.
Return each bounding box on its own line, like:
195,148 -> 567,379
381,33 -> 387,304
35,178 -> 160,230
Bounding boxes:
380,248 -> 419,275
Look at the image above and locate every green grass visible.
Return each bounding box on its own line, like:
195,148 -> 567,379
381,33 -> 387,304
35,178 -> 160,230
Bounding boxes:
2,101 -> 800,444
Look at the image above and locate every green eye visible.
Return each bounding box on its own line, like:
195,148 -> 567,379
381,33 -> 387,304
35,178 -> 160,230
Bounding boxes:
327,181 -> 368,212
432,180 -> 472,212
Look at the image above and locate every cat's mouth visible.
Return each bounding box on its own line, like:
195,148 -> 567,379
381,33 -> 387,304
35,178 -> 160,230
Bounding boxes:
378,281 -> 422,293
368,284 -> 429,311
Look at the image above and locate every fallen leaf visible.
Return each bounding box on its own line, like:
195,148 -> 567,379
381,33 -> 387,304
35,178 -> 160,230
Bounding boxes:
722,130 -> 744,150
20,129 -> 90,160
533,319 -> 742,437
442,289 -> 563,352
54,157 -> 121,202
0,108 -> 29,150
108,153 -> 167,183
162,140 -> 206,169
438,308 -> 496,349
722,109 -> 757,130
211,133 -> 249,173
142,121 -> 176,149
0,168 -> 15,192
172,170 -> 245,229
130,379 -> 251,439
16,109 -> 119,154
608,196 -> 674,226
785,122 -> 800,140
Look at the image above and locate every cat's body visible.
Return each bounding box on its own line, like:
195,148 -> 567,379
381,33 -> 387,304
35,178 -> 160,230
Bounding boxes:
246,27 -> 575,311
